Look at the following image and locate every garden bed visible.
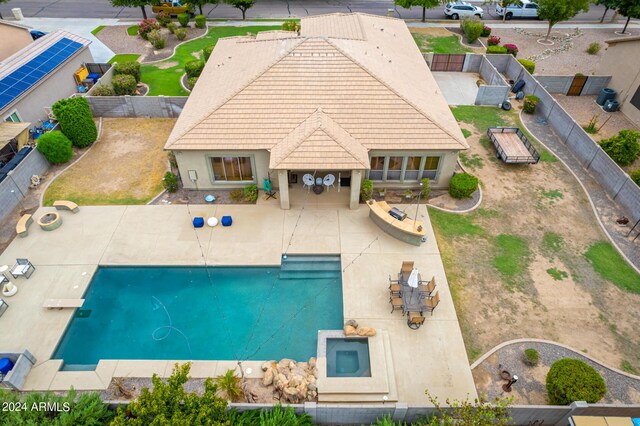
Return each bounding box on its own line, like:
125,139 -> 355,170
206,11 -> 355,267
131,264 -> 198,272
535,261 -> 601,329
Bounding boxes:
153,188 -> 256,205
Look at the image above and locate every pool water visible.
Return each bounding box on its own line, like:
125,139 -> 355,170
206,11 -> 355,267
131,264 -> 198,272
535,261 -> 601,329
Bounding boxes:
54,256 -> 343,369
326,338 -> 371,377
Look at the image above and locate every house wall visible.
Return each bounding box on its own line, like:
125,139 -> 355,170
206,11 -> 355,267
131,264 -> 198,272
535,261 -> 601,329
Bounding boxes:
0,23 -> 32,61
0,47 -> 94,125
366,150 -> 459,189
596,40 -> 640,125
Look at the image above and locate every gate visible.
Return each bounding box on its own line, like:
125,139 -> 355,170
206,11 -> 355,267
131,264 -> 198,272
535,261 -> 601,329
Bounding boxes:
430,54 -> 466,72
567,74 -> 588,96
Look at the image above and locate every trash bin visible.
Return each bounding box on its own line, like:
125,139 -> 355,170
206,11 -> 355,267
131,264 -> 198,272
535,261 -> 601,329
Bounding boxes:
596,88 -> 616,106
603,99 -> 620,112
11,8 -> 24,20
0,357 -> 13,375
387,8 -> 395,17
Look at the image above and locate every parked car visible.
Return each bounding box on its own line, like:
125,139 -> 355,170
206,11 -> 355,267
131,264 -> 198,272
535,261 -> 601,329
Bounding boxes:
444,2 -> 484,19
495,0 -> 540,20
151,0 -> 194,17
30,30 -> 47,40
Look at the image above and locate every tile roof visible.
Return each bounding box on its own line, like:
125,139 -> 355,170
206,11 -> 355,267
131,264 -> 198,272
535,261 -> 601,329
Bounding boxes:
166,13 -> 468,159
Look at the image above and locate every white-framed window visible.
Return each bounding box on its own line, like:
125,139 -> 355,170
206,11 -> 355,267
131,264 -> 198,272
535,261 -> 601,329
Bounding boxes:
368,154 -> 442,182
4,110 -> 21,123
209,156 -> 255,182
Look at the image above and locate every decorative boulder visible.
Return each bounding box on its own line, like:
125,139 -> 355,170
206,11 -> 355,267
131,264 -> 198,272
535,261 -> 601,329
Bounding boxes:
357,327 -> 376,337
262,368 -> 274,386
309,357 -> 316,368
262,360 -> 275,371
345,319 -> 358,328
344,325 -> 357,336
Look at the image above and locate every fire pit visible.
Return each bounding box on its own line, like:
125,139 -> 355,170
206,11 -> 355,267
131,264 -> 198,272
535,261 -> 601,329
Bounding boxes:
37,212 -> 63,231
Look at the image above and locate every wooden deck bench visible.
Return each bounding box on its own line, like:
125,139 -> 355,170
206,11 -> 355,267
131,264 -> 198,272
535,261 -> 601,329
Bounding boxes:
43,299 -> 85,310
53,200 -> 79,213
16,214 -> 33,238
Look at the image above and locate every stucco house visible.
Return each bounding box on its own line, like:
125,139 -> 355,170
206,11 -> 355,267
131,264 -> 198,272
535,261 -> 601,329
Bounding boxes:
596,36 -> 640,126
0,20 -> 32,61
165,13 -> 468,209
1,29 -> 92,125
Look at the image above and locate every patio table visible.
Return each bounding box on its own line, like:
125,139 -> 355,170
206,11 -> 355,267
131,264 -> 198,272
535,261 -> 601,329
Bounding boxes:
399,272 -> 422,314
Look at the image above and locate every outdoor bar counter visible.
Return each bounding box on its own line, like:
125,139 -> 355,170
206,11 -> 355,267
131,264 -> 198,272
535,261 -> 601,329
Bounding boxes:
367,200 -> 426,246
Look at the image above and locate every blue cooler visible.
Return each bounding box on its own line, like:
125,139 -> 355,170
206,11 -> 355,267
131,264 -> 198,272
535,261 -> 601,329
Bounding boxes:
0,357 -> 13,375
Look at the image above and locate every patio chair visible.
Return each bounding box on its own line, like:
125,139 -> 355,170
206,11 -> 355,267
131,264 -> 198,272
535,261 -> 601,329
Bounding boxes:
10,259 -> 35,279
302,174 -> 315,192
407,311 -> 425,330
390,296 -> 404,314
323,174 -> 336,192
419,276 -> 436,298
389,283 -> 401,297
400,261 -> 414,282
421,291 -> 440,316
263,178 -> 277,200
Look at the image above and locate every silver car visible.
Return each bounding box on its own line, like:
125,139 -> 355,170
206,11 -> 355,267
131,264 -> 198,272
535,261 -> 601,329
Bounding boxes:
444,2 -> 484,19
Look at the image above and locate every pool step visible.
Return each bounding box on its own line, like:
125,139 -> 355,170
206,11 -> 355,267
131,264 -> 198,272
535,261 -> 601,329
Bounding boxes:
279,255 -> 342,280
61,364 -> 97,372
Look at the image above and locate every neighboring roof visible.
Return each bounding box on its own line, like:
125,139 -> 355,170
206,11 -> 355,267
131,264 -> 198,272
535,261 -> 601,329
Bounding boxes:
604,35 -> 640,44
0,121 -> 30,141
0,30 -> 90,111
166,13 -> 468,159
0,19 -> 31,32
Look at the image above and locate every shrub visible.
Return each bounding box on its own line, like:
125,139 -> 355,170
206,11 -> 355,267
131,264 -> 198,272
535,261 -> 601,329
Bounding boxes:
203,44 -> 215,62
163,171 -> 179,192
230,188 -> 244,201
188,76 -> 198,90
546,358 -> 606,405
36,131 -> 73,164
243,183 -> 258,202
631,169 -> 640,187
156,11 -> 171,27
114,60 -> 141,82
360,179 -> 373,201
504,43 -> 519,57
138,18 -> 159,40
178,12 -> 190,27
282,19 -> 300,32
449,172 -> 478,199
195,14 -> 206,29
487,45 -> 508,54
421,177 -> 431,199
51,97 -> 97,148
185,59 -> 205,78
523,348 -> 540,366
148,29 -> 166,49
518,59 -> 536,74
167,22 -> 178,34
599,129 -> 640,166
112,74 -> 137,96
481,25 -> 491,37
175,28 -> 187,40
587,42 -> 601,55
460,17 -> 484,43
91,84 -> 115,96
487,35 -> 501,46
523,95 -> 540,114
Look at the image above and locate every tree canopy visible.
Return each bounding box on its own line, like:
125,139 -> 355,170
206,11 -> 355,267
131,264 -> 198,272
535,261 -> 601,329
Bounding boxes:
538,0 -> 590,41
593,0 -> 620,22
224,0 -> 254,20
615,0 -> 640,33
110,0 -> 153,19
191,0 -> 219,15
394,0 -> 441,22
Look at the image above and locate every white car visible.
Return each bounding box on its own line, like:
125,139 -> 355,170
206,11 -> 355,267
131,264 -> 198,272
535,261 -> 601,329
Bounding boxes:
495,0 -> 540,20
444,2 -> 484,19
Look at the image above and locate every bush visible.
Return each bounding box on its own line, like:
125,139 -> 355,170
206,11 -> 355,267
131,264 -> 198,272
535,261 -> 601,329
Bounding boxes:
91,84 -> 115,96
487,35 -> 501,46
523,348 -> 540,366
523,95 -> 540,114
518,59 -> 536,74
243,183 -> 258,202
481,25 -> 491,37
631,169 -> 640,187
156,11 -> 171,27
51,97 -> 97,148
546,358 -> 606,405
167,22 -> 178,34
148,29 -> 166,49
163,171 -> 179,192
230,188 -> 244,201
195,14 -> 206,29
587,42 -> 601,55
504,43 -> 519,57
599,129 -> 640,166
360,179 -> 373,201
112,74 -> 137,96
36,131 -> 73,164
460,17 -> 484,43
138,18 -> 159,40
282,19 -> 301,32
178,12 -> 190,27
421,177 -> 431,199
203,44 -> 215,62
185,59 -> 205,78
175,28 -> 187,40
487,45 -> 508,54
114,60 -> 141,83
188,76 -> 198,90
449,172 -> 478,199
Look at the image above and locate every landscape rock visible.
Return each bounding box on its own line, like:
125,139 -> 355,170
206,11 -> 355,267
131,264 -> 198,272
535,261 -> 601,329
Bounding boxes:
309,357 -> 316,368
262,357 -> 320,403
262,361 -> 276,371
357,326 -> 376,337
262,369 -> 274,386
345,319 -> 358,328
344,325 -> 357,336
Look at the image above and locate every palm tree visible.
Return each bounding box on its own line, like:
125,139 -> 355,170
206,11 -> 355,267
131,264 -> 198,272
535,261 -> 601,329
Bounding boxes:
214,369 -> 243,402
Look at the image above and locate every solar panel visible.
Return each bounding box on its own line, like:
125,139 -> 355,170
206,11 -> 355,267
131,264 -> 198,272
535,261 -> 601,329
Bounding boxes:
0,37 -> 84,110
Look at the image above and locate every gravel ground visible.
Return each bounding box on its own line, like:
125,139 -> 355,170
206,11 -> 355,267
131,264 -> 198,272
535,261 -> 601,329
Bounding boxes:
473,341 -> 640,405
152,188 -> 255,205
488,28 -> 634,75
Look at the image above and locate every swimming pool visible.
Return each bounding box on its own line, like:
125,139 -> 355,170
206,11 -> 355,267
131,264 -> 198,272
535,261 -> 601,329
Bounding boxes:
53,256 -> 343,369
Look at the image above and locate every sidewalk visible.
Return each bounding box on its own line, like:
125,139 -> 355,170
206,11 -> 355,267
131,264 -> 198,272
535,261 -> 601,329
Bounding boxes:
521,112 -> 640,272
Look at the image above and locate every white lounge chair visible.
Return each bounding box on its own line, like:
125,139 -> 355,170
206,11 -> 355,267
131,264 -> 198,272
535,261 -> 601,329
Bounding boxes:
302,174 -> 315,192
10,259 -> 35,279
323,174 -> 336,192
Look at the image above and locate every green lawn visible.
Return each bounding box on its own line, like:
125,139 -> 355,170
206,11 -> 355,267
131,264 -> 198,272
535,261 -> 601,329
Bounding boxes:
127,25 -> 139,36
412,33 -> 471,54
428,208 -> 484,238
492,234 -> 531,289
108,54 -> 141,64
91,25 -> 106,36
585,241 -> 640,293
141,25 -> 279,96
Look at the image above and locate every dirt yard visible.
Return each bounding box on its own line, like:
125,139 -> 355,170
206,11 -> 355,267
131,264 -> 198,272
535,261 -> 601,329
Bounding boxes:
434,105 -> 640,377
43,118 -> 175,206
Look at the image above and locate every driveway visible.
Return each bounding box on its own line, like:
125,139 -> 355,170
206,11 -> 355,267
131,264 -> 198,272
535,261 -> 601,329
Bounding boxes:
432,72 -> 479,105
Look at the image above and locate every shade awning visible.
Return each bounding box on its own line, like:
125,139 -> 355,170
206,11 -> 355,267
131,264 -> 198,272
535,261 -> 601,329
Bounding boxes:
0,122 -> 31,151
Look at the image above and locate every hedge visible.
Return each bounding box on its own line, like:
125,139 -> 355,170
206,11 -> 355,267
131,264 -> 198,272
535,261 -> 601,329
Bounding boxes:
188,76 -> 198,90
460,17 -> 484,43
486,45 -> 508,54
37,131 -> 73,164
449,172 -> 478,199
185,60 -> 204,78
518,59 -> 535,74
114,61 -> 141,83
599,129 -> 640,167
631,169 -> 640,187
112,74 -> 137,96
360,179 -> 373,201
523,95 -> 540,114
203,45 -> 215,62
195,14 -> 206,29
546,358 -> 606,405
163,172 -> 179,192
91,85 -> 115,96
51,97 -> 97,148
178,13 -> 190,27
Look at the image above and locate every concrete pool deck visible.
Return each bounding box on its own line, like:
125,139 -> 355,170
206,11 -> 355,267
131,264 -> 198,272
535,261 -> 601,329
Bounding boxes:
0,204 -> 475,405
